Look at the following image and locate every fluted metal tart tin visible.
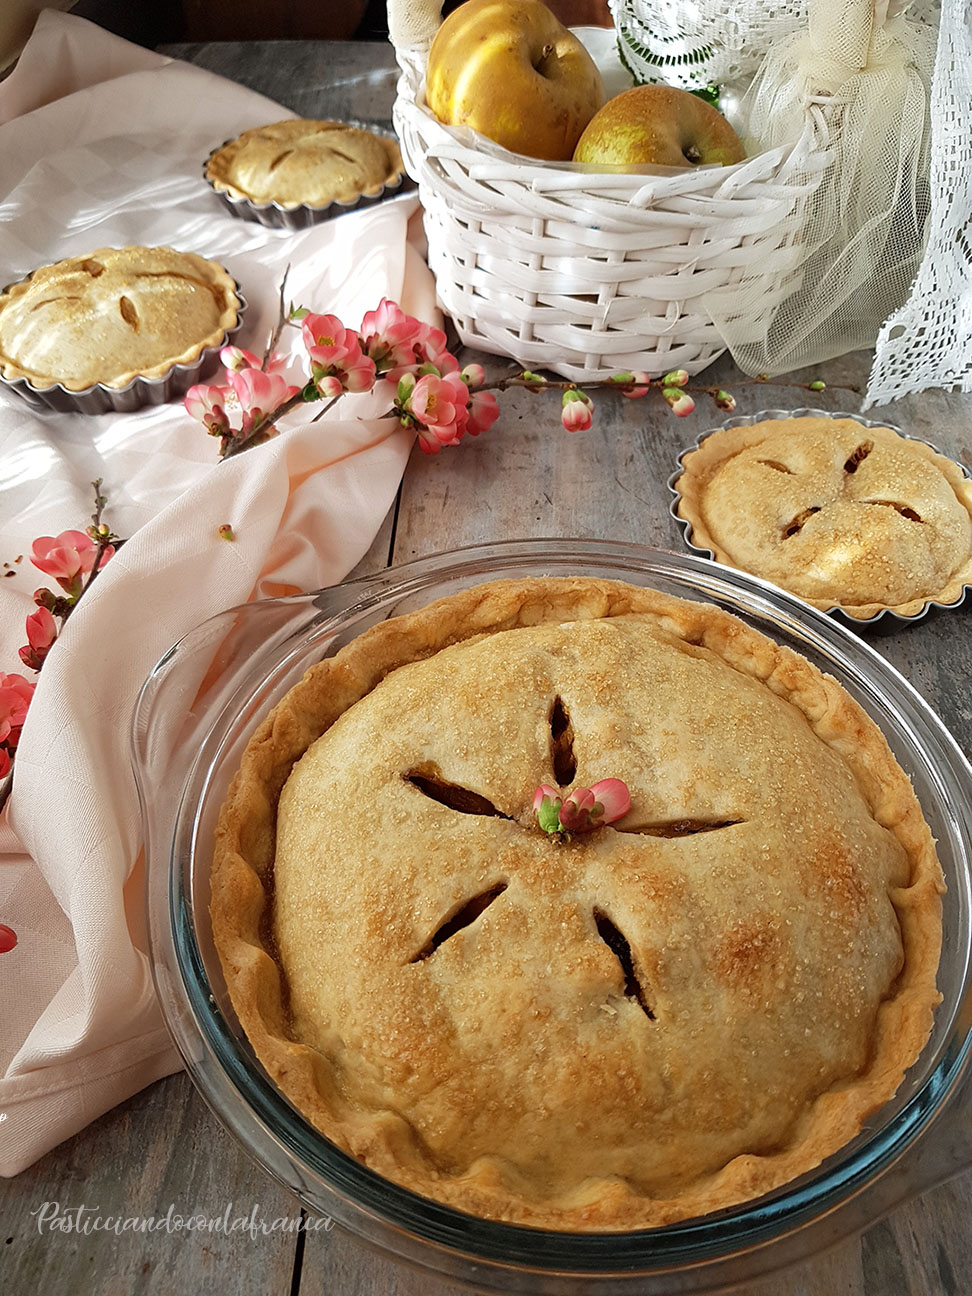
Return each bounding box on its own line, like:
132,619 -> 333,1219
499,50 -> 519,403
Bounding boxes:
668,407 -> 972,628
202,122 -> 416,231
137,538 -> 972,1295
0,278 -> 247,416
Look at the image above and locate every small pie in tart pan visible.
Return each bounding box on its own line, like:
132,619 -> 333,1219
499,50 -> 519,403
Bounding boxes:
0,245 -> 244,415
670,409 -> 972,625
204,118 -> 412,229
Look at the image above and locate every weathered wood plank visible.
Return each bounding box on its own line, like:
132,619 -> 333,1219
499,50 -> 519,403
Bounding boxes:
0,1072 -> 300,1294
160,38 -> 402,124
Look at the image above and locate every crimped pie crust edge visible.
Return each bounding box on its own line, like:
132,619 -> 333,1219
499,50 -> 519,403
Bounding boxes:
674,416 -> 972,621
210,575 -> 944,1231
0,245 -> 241,392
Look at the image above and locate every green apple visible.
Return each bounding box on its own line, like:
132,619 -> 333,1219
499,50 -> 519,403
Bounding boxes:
426,0 -> 605,162
573,84 -> 746,169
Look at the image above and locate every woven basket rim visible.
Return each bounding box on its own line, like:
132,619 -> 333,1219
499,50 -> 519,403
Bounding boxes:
394,46 -> 828,201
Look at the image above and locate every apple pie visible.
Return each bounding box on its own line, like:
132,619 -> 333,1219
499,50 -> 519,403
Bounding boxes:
212,577 -> 943,1230
0,246 -> 241,393
205,119 -> 405,212
674,415 -> 972,620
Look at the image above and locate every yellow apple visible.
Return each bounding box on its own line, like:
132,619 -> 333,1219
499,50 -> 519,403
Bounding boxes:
572,85 -> 746,169
425,0 -> 605,162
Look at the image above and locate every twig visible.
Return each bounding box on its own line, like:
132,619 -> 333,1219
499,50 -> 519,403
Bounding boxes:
69,479 -> 115,615
262,264 -> 292,371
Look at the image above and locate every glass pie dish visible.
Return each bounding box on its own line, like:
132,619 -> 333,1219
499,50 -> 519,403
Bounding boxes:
136,538 -> 972,1295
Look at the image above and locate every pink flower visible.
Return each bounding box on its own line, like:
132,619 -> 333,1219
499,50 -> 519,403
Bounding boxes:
661,387 -> 696,417
301,313 -> 376,396
405,370 -> 471,451
219,344 -> 288,375
533,778 -> 630,834
533,784 -> 563,834
558,786 -> 597,832
561,389 -> 594,432
0,749 -> 9,781
31,530 -> 114,598
465,389 -> 500,438
185,384 -> 231,436
413,320 -> 454,371
358,299 -> 424,373
226,367 -> 301,435
588,778 -> 631,823
0,672 -> 35,747
19,606 -> 57,671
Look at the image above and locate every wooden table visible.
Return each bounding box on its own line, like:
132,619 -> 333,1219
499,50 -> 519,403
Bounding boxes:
3,37 -> 971,1296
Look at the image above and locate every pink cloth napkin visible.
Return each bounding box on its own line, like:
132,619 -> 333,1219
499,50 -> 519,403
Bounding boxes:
0,10 -> 436,1175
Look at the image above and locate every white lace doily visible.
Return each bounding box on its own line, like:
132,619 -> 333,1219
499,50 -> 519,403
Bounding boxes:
609,0 -> 968,406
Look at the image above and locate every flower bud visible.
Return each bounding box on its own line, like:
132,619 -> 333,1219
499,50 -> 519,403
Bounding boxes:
714,389 -> 737,412
661,369 -> 689,388
662,387 -> 696,417
561,388 -> 594,433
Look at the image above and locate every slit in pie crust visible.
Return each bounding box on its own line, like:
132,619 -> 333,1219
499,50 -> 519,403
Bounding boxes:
211,577 -> 944,1231
0,246 -> 241,392
674,416 -> 972,621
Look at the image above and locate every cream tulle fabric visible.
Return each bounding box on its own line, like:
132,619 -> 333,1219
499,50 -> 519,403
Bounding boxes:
614,0 -> 969,404
0,11 -> 435,1176
705,0 -> 938,384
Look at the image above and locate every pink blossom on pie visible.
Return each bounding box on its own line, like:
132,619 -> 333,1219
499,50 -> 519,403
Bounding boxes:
19,606 -> 57,671
0,672 -> 35,746
532,784 -> 563,834
558,786 -> 597,831
184,383 -> 231,436
31,530 -> 114,598
534,778 -> 631,833
561,389 -> 594,433
532,784 -> 561,812
588,778 -> 631,823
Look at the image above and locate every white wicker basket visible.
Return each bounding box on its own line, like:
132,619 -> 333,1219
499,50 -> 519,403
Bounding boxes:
390,4 -> 832,381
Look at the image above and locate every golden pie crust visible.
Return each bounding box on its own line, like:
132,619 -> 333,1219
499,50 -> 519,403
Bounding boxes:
675,416 -> 972,620
211,577 -> 943,1231
205,119 -> 405,209
0,246 -> 240,392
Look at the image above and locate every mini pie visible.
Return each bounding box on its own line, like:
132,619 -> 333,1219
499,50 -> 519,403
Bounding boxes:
674,416 -> 972,620
212,577 -> 943,1231
205,119 -> 405,209
0,246 -> 241,392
